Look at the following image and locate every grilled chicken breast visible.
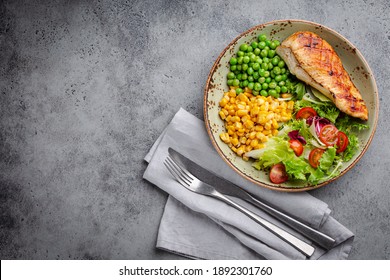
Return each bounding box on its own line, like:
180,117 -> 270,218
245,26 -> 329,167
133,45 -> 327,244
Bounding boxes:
276,31 -> 368,121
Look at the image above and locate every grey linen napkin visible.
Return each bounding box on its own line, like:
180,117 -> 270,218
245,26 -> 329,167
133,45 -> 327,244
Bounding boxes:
143,108 -> 354,260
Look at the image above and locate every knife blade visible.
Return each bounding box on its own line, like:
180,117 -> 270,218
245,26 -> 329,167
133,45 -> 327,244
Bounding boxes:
168,147 -> 336,250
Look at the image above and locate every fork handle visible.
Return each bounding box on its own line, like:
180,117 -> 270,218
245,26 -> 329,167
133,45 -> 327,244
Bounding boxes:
213,192 -> 315,257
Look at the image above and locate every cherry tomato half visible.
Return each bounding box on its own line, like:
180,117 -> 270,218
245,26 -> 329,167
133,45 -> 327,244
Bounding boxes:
319,124 -> 339,146
289,139 -> 304,156
309,148 -> 325,168
336,131 -> 349,153
296,107 -> 317,119
269,163 -> 288,184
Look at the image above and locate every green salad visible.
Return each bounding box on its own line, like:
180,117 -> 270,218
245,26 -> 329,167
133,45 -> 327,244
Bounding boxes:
245,88 -> 369,186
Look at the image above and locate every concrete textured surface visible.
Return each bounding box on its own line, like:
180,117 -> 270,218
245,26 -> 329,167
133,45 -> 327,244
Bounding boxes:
0,0 -> 389,260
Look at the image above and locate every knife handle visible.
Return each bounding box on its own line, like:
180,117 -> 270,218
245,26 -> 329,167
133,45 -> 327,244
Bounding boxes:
246,194 -> 335,250
212,191 -> 315,257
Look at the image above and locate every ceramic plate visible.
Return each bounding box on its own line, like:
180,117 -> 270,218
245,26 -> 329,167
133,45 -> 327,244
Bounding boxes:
204,19 -> 378,192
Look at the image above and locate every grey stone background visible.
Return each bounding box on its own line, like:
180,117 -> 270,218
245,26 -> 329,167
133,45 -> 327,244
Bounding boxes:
0,0 -> 389,260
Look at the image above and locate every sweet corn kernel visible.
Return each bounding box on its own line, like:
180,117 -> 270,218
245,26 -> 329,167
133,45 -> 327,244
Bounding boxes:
250,139 -> 259,148
237,109 -> 248,117
249,131 -> 256,140
240,136 -> 247,144
231,138 -> 239,146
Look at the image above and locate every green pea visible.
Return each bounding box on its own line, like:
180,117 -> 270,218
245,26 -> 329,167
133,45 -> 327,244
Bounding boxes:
236,73 -> 242,80
267,62 -> 274,70
227,79 -> 233,86
262,83 -> 269,90
265,77 -> 272,83
274,40 -> 280,47
237,57 -> 243,64
255,57 -> 263,64
265,40 -> 271,46
239,81 -> 244,88
253,91 -> 259,96
258,69 -> 265,77
264,46 -> 270,51
243,56 -> 250,64
247,46 -> 253,53
260,49 -> 268,58
254,48 -> 261,55
252,72 -> 259,80
236,65 -> 242,71
242,64 -> 249,71
246,51 -> 253,57
248,76 -> 254,82
260,90 -> 268,96
227,72 -> 235,79
262,57 -> 269,63
278,81 -> 285,86
269,41 -> 277,50
239,44 -> 248,52
247,67 -> 254,75
237,51 -> 244,57
241,73 -> 248,80
258,34 -> 267,42
281,86 -> 288,93
233,70 -> 239,75
281,74 -> 287,81
230,65 -> 237,71
268,50 -> 276,58
275,75 -> 282,82
268,89 -> 278,98
254,83 -> 262,91
273,66 -> 281,75
269,82 -> 277,89
261,63 -> 268,70
264,71 -> 270,78
251,41 -> 258,49
272,57 -> 280,66
258,41 -> 266,49
275,86 -> 281,94
281,68 -> 286,74
230,57 -> 237,65
278,60 -> 285,68
258,77 -> 266,84
236,88 -> 243,94
248,82 -> 254,89
242,80 -> 249,87
233,79 -> 240,86
248,62 -> 253,68
252,63 -> 260,70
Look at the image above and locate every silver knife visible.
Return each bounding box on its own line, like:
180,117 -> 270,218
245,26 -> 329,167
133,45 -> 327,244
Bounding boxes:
168,147 -> 336,250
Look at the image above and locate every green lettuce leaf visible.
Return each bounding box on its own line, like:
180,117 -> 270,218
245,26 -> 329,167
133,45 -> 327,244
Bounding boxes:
294,98 -> 340,123
335,114 -> 368,162
319,147 -> 336,173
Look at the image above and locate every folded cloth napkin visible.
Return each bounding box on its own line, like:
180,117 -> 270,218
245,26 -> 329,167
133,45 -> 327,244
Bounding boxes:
143,108 -> 354,260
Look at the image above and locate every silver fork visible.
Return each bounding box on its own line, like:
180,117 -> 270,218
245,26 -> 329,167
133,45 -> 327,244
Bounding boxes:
164,155 -> 315,257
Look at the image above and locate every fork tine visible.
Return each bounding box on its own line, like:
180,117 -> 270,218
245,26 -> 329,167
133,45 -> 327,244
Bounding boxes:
167,155 -> 195,182
164,158 -> 191,186
166,157 -> 193,185
163,161 -> 178,180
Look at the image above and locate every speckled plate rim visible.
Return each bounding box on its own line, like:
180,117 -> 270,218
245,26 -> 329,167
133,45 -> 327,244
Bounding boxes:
203,19 -> 379,192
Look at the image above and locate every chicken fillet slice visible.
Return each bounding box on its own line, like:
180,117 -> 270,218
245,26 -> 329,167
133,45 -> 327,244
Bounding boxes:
276,31 -> 368,121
